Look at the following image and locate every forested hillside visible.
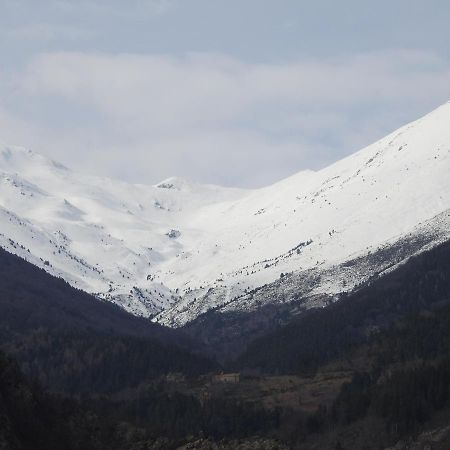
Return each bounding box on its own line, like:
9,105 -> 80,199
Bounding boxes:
0,248 -> 215,393
236,239 -> 450,374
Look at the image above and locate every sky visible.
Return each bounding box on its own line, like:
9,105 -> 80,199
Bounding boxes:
1,0 -> 449,187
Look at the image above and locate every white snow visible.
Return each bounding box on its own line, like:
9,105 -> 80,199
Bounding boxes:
0,102 -> 449,324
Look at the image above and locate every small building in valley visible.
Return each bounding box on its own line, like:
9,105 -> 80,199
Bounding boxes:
165,372 -> 186,383
212,372 -> 240,384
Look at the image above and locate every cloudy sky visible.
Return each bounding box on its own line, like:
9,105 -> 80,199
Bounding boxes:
1,0 -> 450,187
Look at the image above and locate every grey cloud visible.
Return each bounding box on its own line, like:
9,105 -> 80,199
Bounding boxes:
0,49 -> 448,187
0,1 -> 449,187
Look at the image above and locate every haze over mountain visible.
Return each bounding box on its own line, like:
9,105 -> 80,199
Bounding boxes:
0,102 -> 449,326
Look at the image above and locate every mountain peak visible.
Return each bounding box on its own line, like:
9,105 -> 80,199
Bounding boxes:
155,176 -> 193,191
0,145 -> 68,174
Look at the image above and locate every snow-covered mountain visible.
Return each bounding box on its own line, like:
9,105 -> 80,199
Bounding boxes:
1,103 -> 449,326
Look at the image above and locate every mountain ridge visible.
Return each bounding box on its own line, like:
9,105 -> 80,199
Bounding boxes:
0,103 -> 449,325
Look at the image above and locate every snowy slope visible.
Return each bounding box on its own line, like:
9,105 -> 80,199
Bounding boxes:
0,103 -> 449,324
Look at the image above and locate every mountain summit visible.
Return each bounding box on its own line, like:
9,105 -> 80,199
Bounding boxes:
0,104 -> 449,325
